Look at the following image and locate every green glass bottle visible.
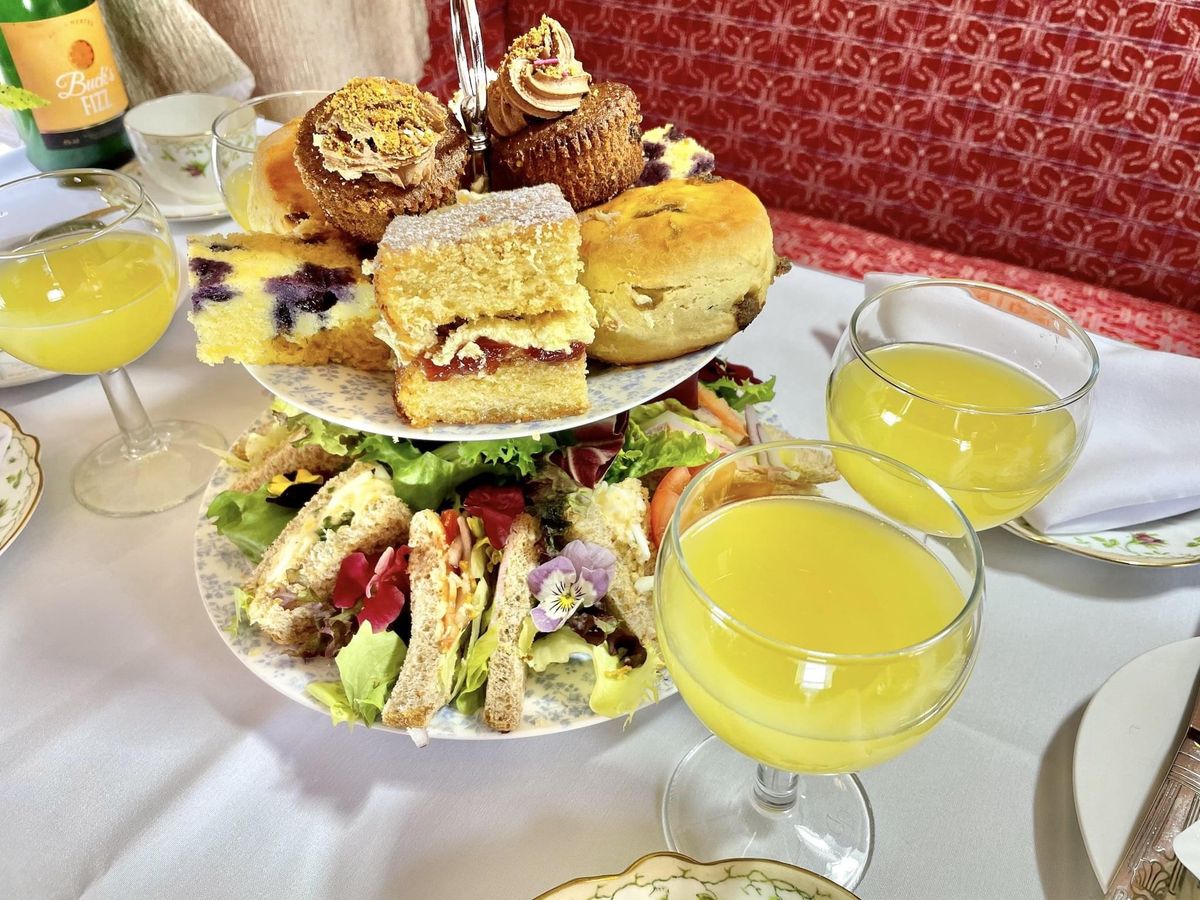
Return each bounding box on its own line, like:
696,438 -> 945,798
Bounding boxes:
0,0 -> 133,170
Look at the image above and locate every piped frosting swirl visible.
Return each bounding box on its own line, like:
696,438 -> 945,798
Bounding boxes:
310,78 -> 448,187
487,16 -> 591,137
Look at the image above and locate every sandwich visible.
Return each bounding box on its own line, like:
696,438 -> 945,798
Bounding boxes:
207,359 -> 780,733
242,461 -> 412,650
381,504 -> 543,731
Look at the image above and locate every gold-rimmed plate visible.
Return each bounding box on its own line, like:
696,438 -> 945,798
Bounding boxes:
0,409 -> 43,557
534,851 -> 860,899
1003,510 -> 1200,568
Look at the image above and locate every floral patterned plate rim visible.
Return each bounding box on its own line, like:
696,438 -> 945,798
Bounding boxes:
1003,509 -> 1200,568
534,851 -> 860,900
243,342 -> 723,442
0,352 -> 60,389
0,408 -> 43,558
119,160 -> 229,222
193,408 -> 676,741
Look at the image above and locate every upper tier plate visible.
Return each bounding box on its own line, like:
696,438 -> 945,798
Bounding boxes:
244,343 -> 722,441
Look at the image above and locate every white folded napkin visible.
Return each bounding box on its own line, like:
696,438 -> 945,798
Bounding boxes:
1177,819 -> 1200,882
861,274 -> 1200,534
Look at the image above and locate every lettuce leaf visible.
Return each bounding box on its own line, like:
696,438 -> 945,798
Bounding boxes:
456,435 -> 559,477
605,419 -> 717,483
524,626 -> 661,718
226,587 -> 254,638
206,486 -> 296,562
453,621 -> 499,715
307,622 -> 407,726
703,374 -> 777,411
588,644 -> 661,719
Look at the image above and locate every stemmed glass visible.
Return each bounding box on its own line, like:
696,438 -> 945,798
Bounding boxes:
827,278 -> 1099,530
0,169 -> 222,516
210,89 -> 331,230
654,440 -> 984,889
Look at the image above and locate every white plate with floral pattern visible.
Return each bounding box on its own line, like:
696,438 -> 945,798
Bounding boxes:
244,342 -> 723,443
0,353 -> 60,389
119,160 -> 229,222
534,852 -> 860,900
1004,509 -> 1200,568
0,409 -> 43,557
193,411 -> 675,740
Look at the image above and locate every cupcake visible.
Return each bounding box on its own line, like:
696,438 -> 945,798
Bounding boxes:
487,16 -> 642,211
293,78 -> 469,243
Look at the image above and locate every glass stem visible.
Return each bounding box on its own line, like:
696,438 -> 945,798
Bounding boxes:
99,367 -> 161,458
754,764 -> 799,813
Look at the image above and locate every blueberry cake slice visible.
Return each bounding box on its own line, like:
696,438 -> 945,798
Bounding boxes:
187,233 -> 390,370
637,124 -> 716,187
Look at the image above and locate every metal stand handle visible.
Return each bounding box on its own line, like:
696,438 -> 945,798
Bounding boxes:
450,0 -> 489,187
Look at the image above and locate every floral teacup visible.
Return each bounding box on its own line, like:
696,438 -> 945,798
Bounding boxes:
125,93 -> 240,203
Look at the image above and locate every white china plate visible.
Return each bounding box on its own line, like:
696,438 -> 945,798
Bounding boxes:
0,409 -> 43,557
0,353 -> 59,389
244,342 -> 723,442
1073,637 -> 1200,887
1005,510 -> 1200,568
119,159 -> 229,222
534,852 -> 860,899
193,409 -> 675,740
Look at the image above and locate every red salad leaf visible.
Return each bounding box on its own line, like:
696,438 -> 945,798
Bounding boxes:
548,412 -> 629,488
699,358 -> 761,385
463,485 -> 526,549
652,373 -> 700,410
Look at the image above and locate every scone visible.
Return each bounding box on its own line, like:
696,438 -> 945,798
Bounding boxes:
188,232 -> 390,370
294,78 -> 469,242
578,177 -> 780,365
487,16 -> 642,211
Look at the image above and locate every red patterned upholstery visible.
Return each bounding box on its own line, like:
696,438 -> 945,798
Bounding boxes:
771,209 -> 1200,356
421,0 -> 1200,355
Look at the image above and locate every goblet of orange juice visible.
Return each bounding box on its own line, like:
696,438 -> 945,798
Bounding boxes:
0,169 -> 222,516
655,441 -> 984,889
827,278 -> 1099,530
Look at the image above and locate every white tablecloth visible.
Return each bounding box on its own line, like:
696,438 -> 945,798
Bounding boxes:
2,151 -> 1198,900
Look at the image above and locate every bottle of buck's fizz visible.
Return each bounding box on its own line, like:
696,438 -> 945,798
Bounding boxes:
0,0 -> 132,170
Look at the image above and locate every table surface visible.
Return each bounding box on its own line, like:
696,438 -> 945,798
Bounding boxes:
2,151 -> 1198,900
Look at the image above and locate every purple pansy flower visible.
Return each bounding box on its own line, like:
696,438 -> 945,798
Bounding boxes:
527,541 -> 617,632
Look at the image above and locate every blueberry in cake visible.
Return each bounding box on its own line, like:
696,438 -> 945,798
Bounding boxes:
187,233 -> 390,370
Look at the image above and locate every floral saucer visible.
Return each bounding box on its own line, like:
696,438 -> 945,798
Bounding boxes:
1004,508 -> 1200,568
0,409 -> 43,557
119,160 -> 229,222
535,852 -> 859,900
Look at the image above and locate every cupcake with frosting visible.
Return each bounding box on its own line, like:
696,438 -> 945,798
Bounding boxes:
486,16 -> 642,211
293,78 -> 469,243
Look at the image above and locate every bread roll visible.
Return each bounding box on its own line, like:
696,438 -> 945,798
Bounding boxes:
245,117 -> 332,238
578,177 -> 778,365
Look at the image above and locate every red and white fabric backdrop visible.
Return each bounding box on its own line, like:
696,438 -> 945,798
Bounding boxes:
422,0 -> 1200,355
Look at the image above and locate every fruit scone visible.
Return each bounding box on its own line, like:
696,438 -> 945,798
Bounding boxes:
372,183 -> 596,426
187,232 -> 391,371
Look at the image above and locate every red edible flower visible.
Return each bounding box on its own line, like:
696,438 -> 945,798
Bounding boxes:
463,485 -> 526,549
332,546 -> 410,632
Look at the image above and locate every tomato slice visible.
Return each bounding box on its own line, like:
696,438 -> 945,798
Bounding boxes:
649,466 -> 695,549
440,508 -> 460,541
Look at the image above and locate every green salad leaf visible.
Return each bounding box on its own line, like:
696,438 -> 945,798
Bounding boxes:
605,419 -> 717,483
524,625 -> 661,719
307,623 -> 407,727
206,485 -> 296,562
456,435 -> 559,477
703,374 -> 777,411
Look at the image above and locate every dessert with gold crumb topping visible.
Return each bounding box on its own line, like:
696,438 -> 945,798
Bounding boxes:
487,16 -> 642,211
294,78 -> 469,242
